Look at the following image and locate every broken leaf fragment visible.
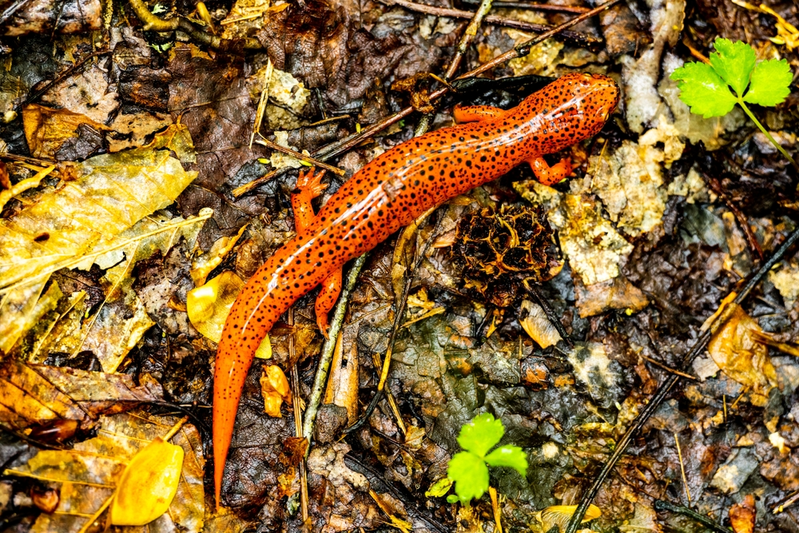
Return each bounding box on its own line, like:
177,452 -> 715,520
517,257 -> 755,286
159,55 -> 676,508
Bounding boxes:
111,437 -> 184,526
190,224 -> 248,286
425,477 -> 453,498
260,365 -> 290,417
22,104 -> 109,160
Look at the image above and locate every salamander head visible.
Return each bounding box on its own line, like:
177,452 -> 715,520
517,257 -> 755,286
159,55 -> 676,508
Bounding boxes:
558,72 -> 620,137
515,72 -> 620,155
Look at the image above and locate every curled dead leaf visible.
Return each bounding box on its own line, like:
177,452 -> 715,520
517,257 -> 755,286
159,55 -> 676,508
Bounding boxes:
707,305 -> 777,406
261,365 -> 291,418
519,300 -> 562,349
190,224 -> 248,287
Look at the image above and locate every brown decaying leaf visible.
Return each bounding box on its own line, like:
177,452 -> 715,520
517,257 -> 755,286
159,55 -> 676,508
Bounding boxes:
707,305 -> 777,406
0,360 -> 163,436
574,275 -> 649,318
22,104 -> 109,160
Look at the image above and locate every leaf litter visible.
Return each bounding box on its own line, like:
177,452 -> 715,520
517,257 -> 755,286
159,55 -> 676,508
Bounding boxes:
1,0 -> 799,532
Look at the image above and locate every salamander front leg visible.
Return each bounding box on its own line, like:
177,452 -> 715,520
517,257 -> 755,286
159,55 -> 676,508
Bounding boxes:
453,105 -> 509,123
529,157 -> 573,186
291,167 -> 328,233
314,268 -> 342,338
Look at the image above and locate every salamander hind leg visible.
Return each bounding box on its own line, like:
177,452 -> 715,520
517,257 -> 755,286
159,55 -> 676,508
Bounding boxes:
453,105 -> 509,123
315,267 -> 343,338
529,157 -> 573,186
291,167 -> 328,232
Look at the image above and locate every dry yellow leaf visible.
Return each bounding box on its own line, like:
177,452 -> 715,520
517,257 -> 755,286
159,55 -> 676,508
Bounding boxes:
187,269 -> 271,359
0,123 -> 197,294
5,412 -> 204,533
111,437 -> 184,526
187,270 -> 244,343
0,125 -> 199,355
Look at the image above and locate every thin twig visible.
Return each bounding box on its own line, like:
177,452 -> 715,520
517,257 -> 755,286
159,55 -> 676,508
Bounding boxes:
255,137 -> 346,176
653,500 -> 728,533
380,0 -> 600,48
639,353 -> 698,381
565,226 -> 799,533
773,490 -> 799,514
445,0 -> 496,80
232,168 -> 281,197
673,433 -> 691,504
302,254 -> 369,452
250,59 -> 273,149
469,1 -> 590,13
288,308 -> 309,522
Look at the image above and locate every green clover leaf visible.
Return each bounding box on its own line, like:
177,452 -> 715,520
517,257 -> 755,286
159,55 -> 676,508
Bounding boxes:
457,412 -> 504,458
485,445 -> 528,477
743,58 -> 793,107
670,61 -> 737,118
670,37 -> 797,172
709,37 -> 757,96
447,452 -> 489,504
446,413 -> 529,505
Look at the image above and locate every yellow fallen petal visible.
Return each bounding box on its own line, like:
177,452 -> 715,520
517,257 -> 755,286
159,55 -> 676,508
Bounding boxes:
536,504 -> 602,532
111,437 -> 184,526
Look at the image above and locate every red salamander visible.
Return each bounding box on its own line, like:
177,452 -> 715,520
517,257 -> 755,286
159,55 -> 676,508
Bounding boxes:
213,72 -> 620,505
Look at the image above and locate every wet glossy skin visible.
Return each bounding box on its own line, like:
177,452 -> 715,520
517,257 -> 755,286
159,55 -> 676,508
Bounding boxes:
213,73 -> 620,506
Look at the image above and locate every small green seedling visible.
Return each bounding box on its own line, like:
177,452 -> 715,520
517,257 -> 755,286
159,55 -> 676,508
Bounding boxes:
446,413 -> 528,505
671,37 -> 797,172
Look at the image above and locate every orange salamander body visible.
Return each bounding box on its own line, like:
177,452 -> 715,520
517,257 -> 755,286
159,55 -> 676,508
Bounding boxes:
213,72 -> 620,505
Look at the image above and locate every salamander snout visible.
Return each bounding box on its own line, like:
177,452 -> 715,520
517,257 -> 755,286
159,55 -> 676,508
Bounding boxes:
585,73 -> 620,123
573,73 -> 620,131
